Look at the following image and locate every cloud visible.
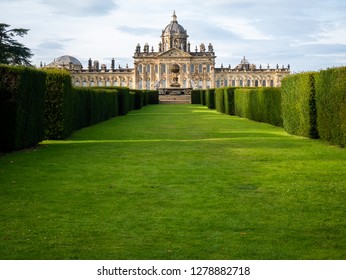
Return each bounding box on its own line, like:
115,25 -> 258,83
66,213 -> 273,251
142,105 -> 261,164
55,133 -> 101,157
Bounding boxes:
117,26 -> 158,36
38,0 -> 118,17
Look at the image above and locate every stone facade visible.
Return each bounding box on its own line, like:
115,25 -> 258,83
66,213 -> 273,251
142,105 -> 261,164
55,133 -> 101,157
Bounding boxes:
46,11 -> 290,90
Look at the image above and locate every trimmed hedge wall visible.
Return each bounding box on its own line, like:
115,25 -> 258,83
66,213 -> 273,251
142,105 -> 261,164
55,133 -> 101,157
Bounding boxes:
315,67 -> 346,147
281,72 -> 318,138
72,88 -> 119,130
44,69 -> 74,139
191,90 -> 200,104
223,87 -> 236,116
0,65 -> 46,152
205,89 -> 216,109
215,88 -> 225,113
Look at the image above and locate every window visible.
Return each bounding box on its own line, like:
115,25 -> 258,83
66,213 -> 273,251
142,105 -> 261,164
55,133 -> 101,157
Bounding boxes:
262,80 -> 266,87
183,79 -> 187,88
139,79 -> 142,89
198,80 -> 203,88
255,80 -> 259,87
113,79 -> 118,86
161,64 -> 166,73
146,64 -> 150,73
138,64 -> 142,73
190,64 -> 194,73
247,79 -> 251,87
182,64 -> 187,73
155,64 -> 158,73
206,64 -> 210,73
232,80 -> 236,87
270,80 -> 274,87
207,80 -> 211,89
224,80 -> 228,87
240,80 -> 243,87
199,64 -> 203,73
146,79 -> 150,89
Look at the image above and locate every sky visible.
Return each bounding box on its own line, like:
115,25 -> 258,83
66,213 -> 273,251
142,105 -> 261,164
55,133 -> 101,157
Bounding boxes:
1,0 -> 345,72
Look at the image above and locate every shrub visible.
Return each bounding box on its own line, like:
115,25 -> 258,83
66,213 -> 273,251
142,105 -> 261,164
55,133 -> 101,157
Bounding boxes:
315,67 -> 346,147
281,73 -> 318,138
200,89 -> 207,105
215,88 -> 225,113
224,87 -> 236,115
191,90 -> 200,104
205,89 -> 216,109
72,88 -> 118,130
234,87 -> 282,126
234,88 -> 251,118
0,65 -> 46,152
147,90 -> 159,104
44,69 -> 74,139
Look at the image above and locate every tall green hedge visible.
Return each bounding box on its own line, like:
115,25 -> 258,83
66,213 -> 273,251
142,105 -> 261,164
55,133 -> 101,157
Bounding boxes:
0,65 -> 46,152
315,67 -> 346,147
281,73 -> 318,138
72,88 -> 119,130
215,88 -> 225,113
191,90 -> 200,104
205,89 -> 216,109
44,69 -> 74,139
223,87 -> 236,115
234,88 -> 282,126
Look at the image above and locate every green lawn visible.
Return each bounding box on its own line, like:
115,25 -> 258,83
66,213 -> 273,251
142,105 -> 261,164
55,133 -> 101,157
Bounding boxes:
0,104 -> 345,260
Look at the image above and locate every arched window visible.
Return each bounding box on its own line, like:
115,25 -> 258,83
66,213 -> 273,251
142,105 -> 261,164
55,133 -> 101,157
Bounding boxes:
155,64 -> 158,73
247,79 -> 251,87
199,64 -> 203,73
121,79 -> 126,87
240,80 -> 243,87
146,79 -> 150,89
161,64 -> 166,73
113,79 -> 118,86
270,80 -> 274,87
224,80 -> 228,87
190,64 -> 194,73
207,79 -> 211,89
206,64 -> 210,73
129,79 -> 133,88
232,80 -> 236,87
183,79 -> 187,88
255,80 -> 259,87
146,64 -> 150,73
162,79 -> 167,87
216,79 -> 220,88
182,64 -> 187,73
262,80 -> 266,87
138,79 -> 143,89
198,79 -> 203,88
138,64 -> 142,73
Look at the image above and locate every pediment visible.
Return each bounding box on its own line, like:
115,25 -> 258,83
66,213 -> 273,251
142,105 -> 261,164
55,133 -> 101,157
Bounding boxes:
158,48 -> 192,58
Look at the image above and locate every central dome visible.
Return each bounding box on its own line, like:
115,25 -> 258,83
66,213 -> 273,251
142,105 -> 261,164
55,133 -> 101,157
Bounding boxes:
163,11 -> 186,35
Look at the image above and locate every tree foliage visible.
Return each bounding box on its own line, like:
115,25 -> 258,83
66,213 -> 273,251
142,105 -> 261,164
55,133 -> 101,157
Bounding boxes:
0,23 -> 33,66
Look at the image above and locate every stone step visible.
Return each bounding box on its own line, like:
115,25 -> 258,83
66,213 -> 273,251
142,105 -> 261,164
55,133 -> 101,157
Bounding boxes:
159,95 -> 191,104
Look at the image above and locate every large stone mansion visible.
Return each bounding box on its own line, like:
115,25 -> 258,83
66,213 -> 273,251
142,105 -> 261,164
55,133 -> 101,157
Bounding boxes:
46,11 -> 290,92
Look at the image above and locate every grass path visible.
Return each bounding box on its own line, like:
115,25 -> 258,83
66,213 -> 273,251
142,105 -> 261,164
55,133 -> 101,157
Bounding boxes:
0,104 -> 345,259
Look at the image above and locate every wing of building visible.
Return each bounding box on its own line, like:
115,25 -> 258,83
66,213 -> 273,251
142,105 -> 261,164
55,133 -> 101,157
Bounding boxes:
45,11 -> 290,90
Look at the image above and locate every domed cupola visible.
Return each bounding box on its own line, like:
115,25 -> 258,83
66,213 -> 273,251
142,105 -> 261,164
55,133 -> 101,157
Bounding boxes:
46,55 -> 82,71
161,11 -> 189,52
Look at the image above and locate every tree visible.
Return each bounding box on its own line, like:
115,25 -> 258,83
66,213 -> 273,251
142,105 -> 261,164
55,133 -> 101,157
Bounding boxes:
0,23 -> 33,66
